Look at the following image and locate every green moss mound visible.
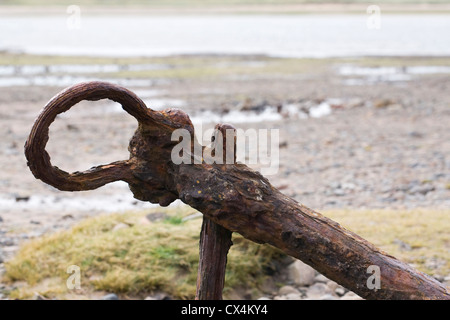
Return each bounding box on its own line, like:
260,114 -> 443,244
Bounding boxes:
4,207 -> 285,299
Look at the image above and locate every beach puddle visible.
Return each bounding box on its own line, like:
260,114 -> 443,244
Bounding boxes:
338,65 -> 450,85
0,63 -> 170,87
0,75 -> 160,88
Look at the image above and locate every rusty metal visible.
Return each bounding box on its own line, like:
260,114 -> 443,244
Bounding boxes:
196,124 -> 236,300
25,81 -> 450,300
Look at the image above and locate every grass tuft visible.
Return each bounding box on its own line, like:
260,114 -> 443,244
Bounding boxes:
3,206 -> 285,299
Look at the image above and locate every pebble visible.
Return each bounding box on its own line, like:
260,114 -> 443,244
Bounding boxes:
333,188 -> 345,196
287,260 -> 316,286
14,195 -> 30,202
314,274 -> 329,283
319,294 -> 338,300
326,280 -> 338,292
101,293 -> 119,300
340,292 -> 363,300
408,185 -> 435,195
306,282 -> 332,299
0,238 -> 14,246
261,274 -> 362,300
334,286 -> 346,296
285,292 -> 303,300
278,285 -> 300,296
144,292 -> 171,300
408,131 -> 424,138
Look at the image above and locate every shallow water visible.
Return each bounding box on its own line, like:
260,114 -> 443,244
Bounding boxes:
1,14 -> 449,58
0,63 -> 170,87
337,64 -> 450,85
0,75 -> 159,87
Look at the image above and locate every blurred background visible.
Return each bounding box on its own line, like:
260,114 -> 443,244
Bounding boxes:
0,0 -> 449,300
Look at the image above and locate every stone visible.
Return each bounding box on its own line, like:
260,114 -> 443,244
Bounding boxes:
14,195 -> 30,202
306,283 -> 332,299
319,294 -> 337,300
408,131 -> 424,138
101,293 -> 119,300
335,286 -> 346,296
314,274 -> 329,283
340,291 -> 363,300
287,260 -> 316,286
0,238 -> 14,246
278,285 -> 300,296
285,292 -> 302,300
146,292 -> 171,300
409,184 -> 435,195
326,280 -> 339,292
